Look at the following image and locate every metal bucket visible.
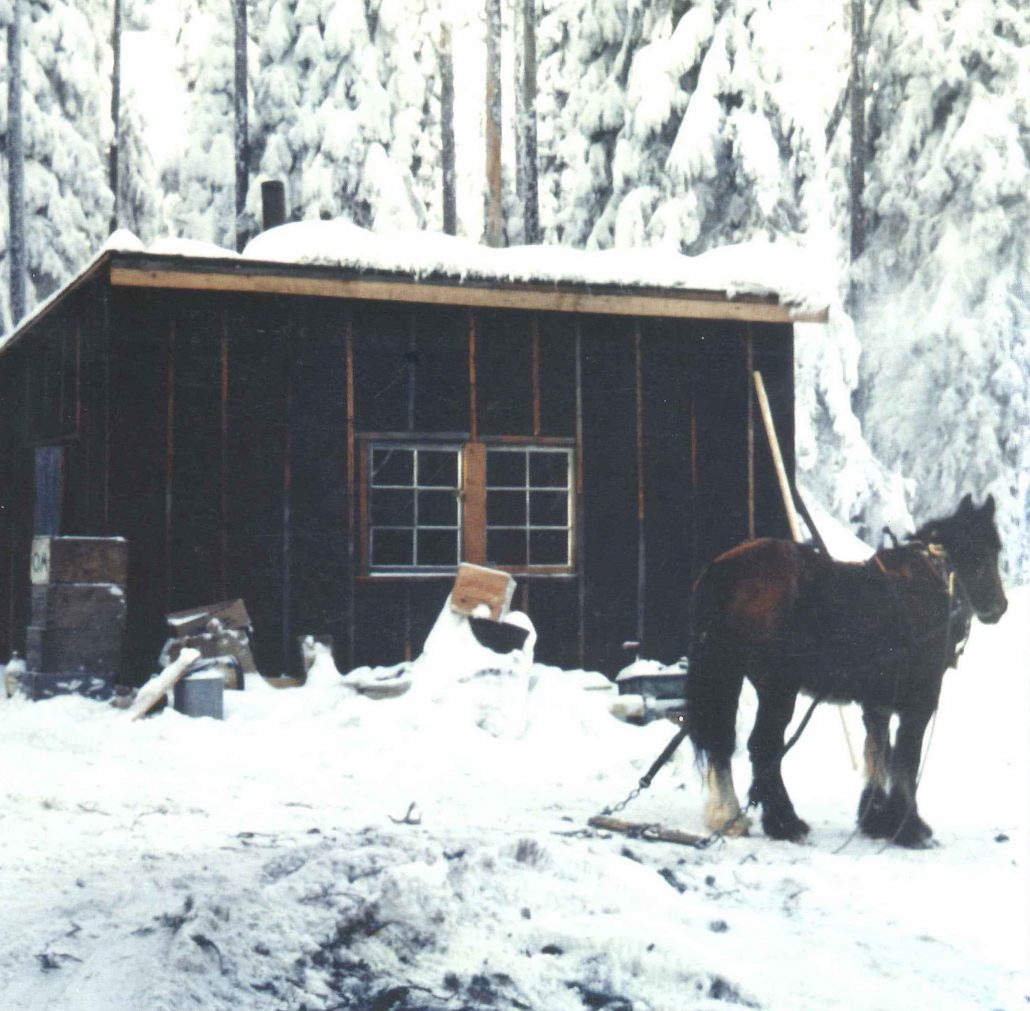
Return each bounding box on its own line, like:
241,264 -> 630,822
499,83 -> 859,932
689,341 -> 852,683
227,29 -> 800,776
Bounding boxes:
173,668 -> 224,720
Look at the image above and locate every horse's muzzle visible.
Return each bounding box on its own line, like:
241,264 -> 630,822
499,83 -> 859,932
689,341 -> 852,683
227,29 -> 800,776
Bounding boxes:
979,599 -> 1008,624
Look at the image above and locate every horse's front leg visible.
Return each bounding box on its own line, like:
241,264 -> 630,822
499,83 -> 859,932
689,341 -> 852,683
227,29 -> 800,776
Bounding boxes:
886,706 -> 935,847
747,684 -> 809,842
857,705 -> 893,838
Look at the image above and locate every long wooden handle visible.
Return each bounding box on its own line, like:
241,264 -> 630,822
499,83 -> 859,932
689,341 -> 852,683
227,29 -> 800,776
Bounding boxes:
752,370 -> 802,542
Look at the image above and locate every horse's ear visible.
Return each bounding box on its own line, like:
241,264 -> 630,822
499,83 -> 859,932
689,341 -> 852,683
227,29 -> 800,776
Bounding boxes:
958,493 -> 973,515
983,494 -> 996,518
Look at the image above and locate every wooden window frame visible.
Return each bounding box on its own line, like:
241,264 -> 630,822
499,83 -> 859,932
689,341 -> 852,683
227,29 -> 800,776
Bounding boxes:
358,433 -> 577,578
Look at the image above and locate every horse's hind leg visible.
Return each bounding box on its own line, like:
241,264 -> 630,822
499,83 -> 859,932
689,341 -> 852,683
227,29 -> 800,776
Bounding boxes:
857,705 -> 893,838
747,684 -> 809,842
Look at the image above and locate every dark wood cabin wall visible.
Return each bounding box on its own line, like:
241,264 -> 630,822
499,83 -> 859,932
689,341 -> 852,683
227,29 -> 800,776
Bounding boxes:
0,349 -> 29,661
639,322 -> 696,666
223,296 -> 290,675
692,324 -> 751,569
579,316 -> 639,675
0,283 -> 109,667
168,298 -> 224,613
349,303 -> 581,670
107,290 -> 169,679
287,303 -> 349,673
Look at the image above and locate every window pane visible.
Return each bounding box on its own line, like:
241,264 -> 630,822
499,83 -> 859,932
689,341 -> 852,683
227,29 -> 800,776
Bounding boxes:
371,488 -> 414,526
417,529 -> 458,567
530,490 -> 568,527
487,489 -> 526,526
418,450 -> 458,488
372,448 -> 414,486
487,528 -> 527,566
418,489 -> 457,526
530,530 -> 569,566
486,450 -> 526,487
371,529 -> 414,567
529,451 -> 569,489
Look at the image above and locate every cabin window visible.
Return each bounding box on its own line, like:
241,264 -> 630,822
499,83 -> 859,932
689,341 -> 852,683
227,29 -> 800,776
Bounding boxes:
362,439 -> 575,575
484,447 -> 573,568
367,444 -> 463,570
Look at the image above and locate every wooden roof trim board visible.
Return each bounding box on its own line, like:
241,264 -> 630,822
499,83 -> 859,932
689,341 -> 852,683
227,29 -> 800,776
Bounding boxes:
1,250 -> 829,357
109,263 -> 828,324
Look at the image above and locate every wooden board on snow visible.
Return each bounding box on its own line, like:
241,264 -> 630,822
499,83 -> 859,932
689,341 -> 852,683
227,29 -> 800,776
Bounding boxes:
127,648 -> 201,721
588,815 -> 709,848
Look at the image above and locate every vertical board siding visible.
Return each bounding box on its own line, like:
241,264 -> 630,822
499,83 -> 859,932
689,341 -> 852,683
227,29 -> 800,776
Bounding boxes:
169,299 -> 223,612
474,308 -> 534,436
0,352 -> 28,660
641,323 -> 696,665
580,316 -> 638,675
80,280 -> 110,534
352,303 -> 415,433
693,325 -> 750,566
224,296 -> 290,675
289,304 -> 349,673
537,313 -> 577,438
413,306 -> 470,433
108,290 -> 171,680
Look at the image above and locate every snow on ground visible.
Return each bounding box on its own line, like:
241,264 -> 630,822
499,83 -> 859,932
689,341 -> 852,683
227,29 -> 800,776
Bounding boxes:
0,591 -> 1027,1011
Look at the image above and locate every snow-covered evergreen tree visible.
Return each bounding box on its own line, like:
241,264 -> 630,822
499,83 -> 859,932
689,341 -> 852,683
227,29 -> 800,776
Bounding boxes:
116,93 -> 162,243
161,0 -> 237,247
245,0 -> 441,233
538,0 -> 822,254
856,0 -> 1030,576
0,0 -> 113,311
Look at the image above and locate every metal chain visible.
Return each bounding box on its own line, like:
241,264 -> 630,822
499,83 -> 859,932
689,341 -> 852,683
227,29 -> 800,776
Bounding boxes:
598,784 -> 644,818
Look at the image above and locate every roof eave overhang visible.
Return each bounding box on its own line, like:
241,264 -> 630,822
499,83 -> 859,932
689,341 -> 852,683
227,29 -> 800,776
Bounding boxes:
1,250 -> 829,357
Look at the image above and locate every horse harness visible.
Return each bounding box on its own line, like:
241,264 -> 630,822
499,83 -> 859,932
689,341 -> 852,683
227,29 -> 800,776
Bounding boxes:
871,540 -> 971,670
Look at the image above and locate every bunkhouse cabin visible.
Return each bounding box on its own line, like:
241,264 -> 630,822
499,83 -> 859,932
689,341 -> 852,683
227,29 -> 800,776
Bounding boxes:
0,223 -> 828,684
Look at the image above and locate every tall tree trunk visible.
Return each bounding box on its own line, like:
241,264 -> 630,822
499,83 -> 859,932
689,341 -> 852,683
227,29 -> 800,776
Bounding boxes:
440,21 -> 457,236
483,0 -> 504,247
7,0 -> 26,323
517,0 -> 539,244
109,0 -> 122,233
849,0 -> 866,264
233,0 -> 249,250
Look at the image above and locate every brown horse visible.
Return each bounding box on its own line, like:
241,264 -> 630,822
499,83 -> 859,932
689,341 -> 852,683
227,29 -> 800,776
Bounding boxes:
685,494 -> 1007,847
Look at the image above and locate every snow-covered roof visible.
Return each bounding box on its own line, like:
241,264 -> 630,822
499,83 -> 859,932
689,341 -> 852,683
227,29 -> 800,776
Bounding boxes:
1,223 -> 832,353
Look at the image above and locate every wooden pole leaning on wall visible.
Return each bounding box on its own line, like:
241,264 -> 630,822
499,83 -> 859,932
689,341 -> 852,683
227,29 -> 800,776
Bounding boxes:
752,369 -> 857,771
752,370 -> 802,541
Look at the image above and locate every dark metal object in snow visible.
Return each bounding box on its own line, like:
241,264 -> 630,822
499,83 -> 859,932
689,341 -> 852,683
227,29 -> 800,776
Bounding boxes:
173,664 -> 225,720
469,616 -> 528,654
615,658 -> 688,700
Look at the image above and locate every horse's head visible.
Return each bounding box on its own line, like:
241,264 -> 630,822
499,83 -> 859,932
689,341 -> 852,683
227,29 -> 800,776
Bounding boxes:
916,494 -> 1008,624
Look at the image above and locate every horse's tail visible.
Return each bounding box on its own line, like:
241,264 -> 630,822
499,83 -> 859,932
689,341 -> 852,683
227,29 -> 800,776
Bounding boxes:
684,562 -> 744,767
